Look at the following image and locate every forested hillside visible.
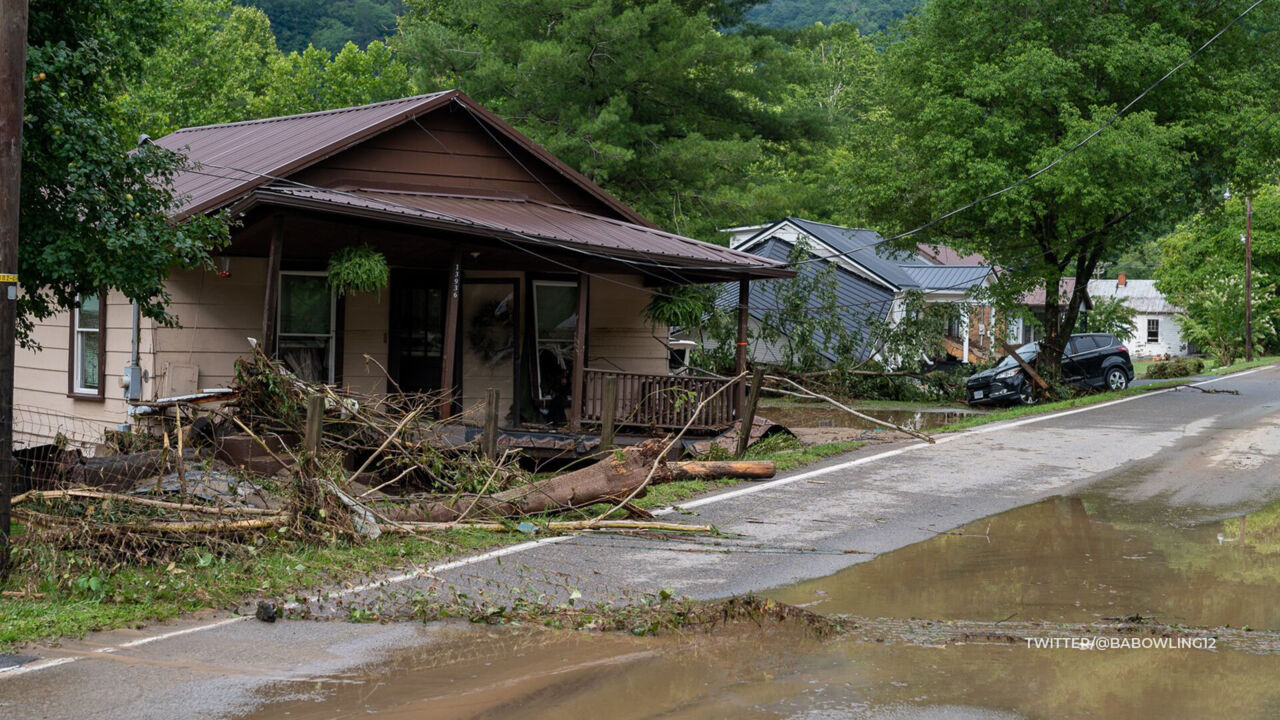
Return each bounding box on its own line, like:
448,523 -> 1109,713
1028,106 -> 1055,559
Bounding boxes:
745,0 -> 919,30
239,0 -> 399,52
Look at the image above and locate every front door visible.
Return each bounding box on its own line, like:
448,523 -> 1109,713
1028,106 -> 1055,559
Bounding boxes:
388,270 -> 446,394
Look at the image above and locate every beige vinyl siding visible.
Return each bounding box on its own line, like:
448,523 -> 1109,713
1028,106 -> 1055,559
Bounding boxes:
342,288 -> 389,394
152,258 -> 266,393
12,289 -> 152,451
587,274 -> 667,375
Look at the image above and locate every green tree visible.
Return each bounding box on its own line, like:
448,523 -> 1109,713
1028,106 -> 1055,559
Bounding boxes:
120,0 -> 281,137
1083,296 -> 1138,342
745,0 -> 918,32
21,0 -> 229,343
121,1 -> 413,134
241,0 -> 401,53
396,0 -> 834,238
1157,187 -> 1280,364
853,0 -> 1280,381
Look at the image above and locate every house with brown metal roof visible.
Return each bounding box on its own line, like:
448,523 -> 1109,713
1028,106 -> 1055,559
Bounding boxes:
14,91 -> 786,452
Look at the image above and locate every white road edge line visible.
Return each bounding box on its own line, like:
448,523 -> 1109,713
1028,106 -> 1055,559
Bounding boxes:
4,364 -> 1270,679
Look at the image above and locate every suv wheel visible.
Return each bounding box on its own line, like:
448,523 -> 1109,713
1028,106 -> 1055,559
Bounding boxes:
1106,367 -> 1129,391
1018,381 -> 1038,406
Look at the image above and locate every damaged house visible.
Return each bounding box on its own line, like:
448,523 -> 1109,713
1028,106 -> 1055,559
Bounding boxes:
14,91 -> 789,456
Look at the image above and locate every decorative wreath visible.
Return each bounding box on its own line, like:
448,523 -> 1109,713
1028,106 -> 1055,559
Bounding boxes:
468,298 -> 514,363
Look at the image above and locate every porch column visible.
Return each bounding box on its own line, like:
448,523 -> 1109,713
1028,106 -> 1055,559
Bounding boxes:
734,279 -> 749,417
260,215 -> 283,356
568,272 -> 589,430
962,306 -> 971,363
439,248 -> 462,419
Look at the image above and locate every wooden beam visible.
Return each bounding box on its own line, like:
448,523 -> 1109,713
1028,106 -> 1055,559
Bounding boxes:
568,272 -> 589,430
736,366 -> 765,458
600,375 -> 618,449
482,388 -> 499,459
1001,342 -> 1057,399
734,279 -> 750,416
439,248 -> 463,419
260,215 -> 283,356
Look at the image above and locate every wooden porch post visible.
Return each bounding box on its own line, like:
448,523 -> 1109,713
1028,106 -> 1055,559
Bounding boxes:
439,248 -> 463,419
568,272 -> 589,430
261,215 -> 283,356
734,279 -> 749,417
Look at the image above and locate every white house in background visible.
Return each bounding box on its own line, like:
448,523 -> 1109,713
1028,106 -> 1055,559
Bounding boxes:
1087,275 -> 1188,357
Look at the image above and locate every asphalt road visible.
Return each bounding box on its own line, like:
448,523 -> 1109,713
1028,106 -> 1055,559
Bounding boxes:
4,364 -> 1278,720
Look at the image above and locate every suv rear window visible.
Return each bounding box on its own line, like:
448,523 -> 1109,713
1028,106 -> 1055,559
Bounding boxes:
1092,334 -> 1115,349
1069,336 -> 1098,353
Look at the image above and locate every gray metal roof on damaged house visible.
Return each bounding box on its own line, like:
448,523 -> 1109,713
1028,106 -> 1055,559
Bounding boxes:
900,264 -> 993,292
784,218 -> 927,290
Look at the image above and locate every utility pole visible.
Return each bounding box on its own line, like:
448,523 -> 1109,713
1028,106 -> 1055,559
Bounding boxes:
1245,195 -> 1253,362
0,0 -> 28,578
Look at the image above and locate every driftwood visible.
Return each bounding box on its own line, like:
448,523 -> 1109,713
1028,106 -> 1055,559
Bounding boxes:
383,520 -> 716,534
388,441 -> 777,523
10,489 -> 281,516
667,461 -> 777,480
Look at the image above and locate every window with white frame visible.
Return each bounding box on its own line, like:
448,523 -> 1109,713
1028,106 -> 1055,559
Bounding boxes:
278,272 -> 335,383
532,280 -> 579,403
71,293 -> 105,397
1147,318 -> 1160,343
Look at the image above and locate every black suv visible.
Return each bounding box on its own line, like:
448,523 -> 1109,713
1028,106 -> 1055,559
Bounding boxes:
965,333 -> 1135,406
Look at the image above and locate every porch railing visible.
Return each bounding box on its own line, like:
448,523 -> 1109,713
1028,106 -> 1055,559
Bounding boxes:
579,368 -> 738,433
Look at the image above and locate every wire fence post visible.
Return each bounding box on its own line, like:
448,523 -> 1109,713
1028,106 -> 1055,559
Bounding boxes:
600,376 -> 618,450
482,388 -> 499,459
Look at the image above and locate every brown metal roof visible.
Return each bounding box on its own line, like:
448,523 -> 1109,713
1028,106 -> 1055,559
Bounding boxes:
153,91 -> 651,226
248,186 -> 791,280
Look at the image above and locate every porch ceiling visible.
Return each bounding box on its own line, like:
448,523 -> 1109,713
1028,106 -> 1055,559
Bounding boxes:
232,186 -> 793,282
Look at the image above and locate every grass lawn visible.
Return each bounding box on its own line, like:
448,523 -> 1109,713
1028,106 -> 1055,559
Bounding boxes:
0,435 -> 863,651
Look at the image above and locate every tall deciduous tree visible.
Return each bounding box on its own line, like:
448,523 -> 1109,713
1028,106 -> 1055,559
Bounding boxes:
1157,186 -> 1280,363
396,0 -> 834,238
21,0 -> 228,343
854,0 -> 1280,373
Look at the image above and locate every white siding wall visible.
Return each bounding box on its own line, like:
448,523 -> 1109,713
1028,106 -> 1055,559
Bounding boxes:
1127,312 -> 1187,357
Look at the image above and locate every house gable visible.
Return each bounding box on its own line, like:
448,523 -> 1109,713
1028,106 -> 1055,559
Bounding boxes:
736,220 -> 905,293
291,102 -> 625,219
156,91 -> 650,226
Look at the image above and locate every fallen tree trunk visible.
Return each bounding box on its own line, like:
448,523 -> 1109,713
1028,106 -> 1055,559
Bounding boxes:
668,461 -> 776,481
387,442 -> 776,522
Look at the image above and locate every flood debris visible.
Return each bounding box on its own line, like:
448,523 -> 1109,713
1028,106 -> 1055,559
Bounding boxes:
9,348 -> 764,573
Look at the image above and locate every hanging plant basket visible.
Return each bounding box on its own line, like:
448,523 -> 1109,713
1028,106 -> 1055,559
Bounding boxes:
327,244 -> 389,296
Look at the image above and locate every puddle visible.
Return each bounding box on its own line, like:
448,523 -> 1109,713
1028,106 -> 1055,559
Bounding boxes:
761,404 -> 980,431
239,498 -> 1280,720
770,497 -> 1280,630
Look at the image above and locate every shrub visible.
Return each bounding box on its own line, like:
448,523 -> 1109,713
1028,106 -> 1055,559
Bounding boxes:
1145,357 -> 1205,379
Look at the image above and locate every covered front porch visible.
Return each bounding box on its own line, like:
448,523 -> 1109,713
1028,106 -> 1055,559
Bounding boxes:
193,186 -> 785,446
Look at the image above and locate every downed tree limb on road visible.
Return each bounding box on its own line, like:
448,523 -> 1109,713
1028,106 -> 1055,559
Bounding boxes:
386,441 -> 776,523
382,519 -> 716,534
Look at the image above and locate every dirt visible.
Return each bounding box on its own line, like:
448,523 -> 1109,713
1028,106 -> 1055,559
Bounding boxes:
238,496 -> 1280,720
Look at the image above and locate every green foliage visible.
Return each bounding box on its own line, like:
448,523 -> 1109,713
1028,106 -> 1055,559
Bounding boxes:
1084,297 -> 1138,342
644,285 -> 717,330
1144,357 -> 1204,380
745,0 -> 917,31
121,0 -> 412,137
397,0 -> 844,239
241,0 -> 401,53
327,244 -> 390,296
854,0 -> 1280,360
1157,186 -> 1280,365
757,239 -> 859,371
21,0 -> 230,344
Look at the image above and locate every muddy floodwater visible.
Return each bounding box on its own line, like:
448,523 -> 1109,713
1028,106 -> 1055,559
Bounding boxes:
241,498 -> 1280,719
